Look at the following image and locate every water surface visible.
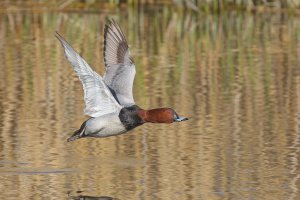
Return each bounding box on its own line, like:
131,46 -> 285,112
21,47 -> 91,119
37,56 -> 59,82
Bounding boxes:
0,8 -> 300,200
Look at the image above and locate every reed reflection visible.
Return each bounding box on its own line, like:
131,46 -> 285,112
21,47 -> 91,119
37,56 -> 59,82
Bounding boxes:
0,7 -> 299,200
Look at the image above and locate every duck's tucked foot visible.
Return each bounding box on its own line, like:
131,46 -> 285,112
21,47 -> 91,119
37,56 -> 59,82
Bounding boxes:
67,120 -> 87,142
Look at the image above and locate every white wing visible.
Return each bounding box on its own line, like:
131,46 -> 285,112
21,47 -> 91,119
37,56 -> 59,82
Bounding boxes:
56,32 -> 122,117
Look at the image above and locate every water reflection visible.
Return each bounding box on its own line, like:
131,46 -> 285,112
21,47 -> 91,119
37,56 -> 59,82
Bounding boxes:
0,6 -> 300,200
70,194 -> 117,200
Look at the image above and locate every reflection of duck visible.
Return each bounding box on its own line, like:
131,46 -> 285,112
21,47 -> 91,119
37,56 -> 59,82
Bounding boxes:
71,195 -> 117,200
56,20 -> 188,142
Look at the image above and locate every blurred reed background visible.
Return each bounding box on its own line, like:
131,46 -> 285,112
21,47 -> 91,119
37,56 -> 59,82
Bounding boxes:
2,0 -> 300,12
0,1 -> 300,200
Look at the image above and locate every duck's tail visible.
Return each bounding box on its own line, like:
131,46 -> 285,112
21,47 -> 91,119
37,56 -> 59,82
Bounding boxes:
67,121 -> 87,142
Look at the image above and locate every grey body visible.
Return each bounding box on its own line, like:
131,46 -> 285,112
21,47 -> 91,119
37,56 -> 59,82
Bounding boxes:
84,113 -> 127,138
67,106 -> 144,142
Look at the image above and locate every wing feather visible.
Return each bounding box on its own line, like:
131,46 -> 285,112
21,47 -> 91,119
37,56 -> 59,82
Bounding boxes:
55,32 -> 122,117
103,20 -> 136,106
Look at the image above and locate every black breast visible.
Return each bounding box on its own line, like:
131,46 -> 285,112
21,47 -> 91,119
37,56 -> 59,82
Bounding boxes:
119,105 -> 144,130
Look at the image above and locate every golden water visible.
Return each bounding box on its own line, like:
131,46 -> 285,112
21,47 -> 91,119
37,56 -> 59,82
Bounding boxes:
0,8 -> 300,200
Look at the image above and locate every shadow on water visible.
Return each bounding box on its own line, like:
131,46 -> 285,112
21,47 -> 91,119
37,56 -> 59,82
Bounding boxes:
0,5 -> 300,200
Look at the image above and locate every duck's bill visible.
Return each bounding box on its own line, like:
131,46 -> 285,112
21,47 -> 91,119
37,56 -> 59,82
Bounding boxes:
175,117 -> 189,122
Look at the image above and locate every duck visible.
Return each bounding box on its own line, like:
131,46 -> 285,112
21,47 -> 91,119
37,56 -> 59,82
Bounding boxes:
55,20 -> 188,142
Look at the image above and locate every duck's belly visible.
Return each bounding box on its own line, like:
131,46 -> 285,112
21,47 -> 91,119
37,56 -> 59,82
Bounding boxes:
84,113 -> 127,137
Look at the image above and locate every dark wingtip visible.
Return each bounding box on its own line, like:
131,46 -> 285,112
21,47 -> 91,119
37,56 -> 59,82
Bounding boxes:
109,18 -> 116,25
54,32 -> 75,51
55,31 -> 67,46
55,31 -> 62,40
105,18 -> 116,31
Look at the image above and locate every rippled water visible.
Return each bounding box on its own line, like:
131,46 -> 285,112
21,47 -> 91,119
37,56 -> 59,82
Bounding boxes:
0,7 -> 300,200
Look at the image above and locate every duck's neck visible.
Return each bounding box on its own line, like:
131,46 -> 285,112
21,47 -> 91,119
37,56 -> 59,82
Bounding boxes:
119,105 -> 144,130
138,108 -> 174,123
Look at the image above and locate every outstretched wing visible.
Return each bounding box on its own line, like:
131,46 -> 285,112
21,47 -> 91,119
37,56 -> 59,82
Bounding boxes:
56,32 -> 122,118
103,20 -> 136,106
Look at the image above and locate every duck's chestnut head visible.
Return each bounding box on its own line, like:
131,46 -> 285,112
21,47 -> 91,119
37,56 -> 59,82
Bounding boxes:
138,108 -> 188,123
